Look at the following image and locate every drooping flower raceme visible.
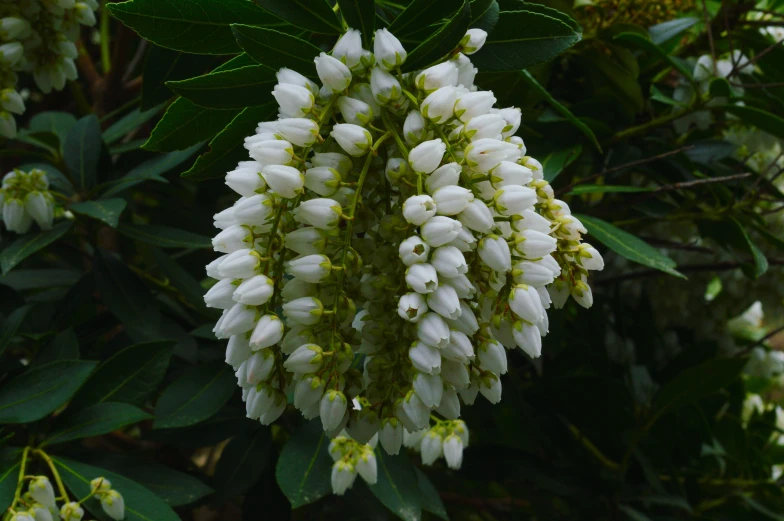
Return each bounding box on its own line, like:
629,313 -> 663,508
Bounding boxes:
0,0 -> 99,137
0,168 -> 57,233
206,27 -> 601,495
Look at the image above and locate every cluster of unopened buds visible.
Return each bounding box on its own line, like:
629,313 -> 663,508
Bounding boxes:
0,0 -> 98,137
1,168 -> 57,233
206,26 -> 602,495
9,475 -> 124,521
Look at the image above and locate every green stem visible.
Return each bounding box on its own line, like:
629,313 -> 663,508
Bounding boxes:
100,4 -> 112,75
33,449 -> 69,502
432,124 -> 460,163
606,105 -> 699,145
8,447 -> 31,515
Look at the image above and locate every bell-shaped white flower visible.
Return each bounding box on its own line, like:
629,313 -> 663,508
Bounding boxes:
59,502 -> 84,521
246,349 -> 275,384
273,83 -> 314,117
0,17 -> 30,40
509,284 -> 545,324
0,42 -> 23,66
29,476 -> 56,511
442,330 -> 474,362
405,263 -> 438,294
478,339 -> 507,375
3,199 -> 30,233
379,418 -> 404,454
398,292 -> 428,322
282,297 -> 324,325
426,284 -> 462,320
456,199 -> 493,234
452,53 -> 477,89
356,450 -> 378,484
420,86 -> 457,123
442,433 -> 464,469
494,185 -> 536,215
455,91 -> 496,122
403,110 -> 428,146
304,166 -> 341,197
250,139 -> 293,166
490,161 -> 533,187
204,278 -> 236,309
464,113 -> 505,140
445,301 -> 479,335
312,152 -> 352,174
333,29 -> 363,69
100,489 -> 125,521
478,373 -> 502,404
316,52 -> 352,92
578,243 -> 604,271
409,341 -> 441,374
216,303 -> 257,338
399,235 -> 430,265
413,372 -> 443,408
285,226 -> 328,255
276,118 -> 319,147
294,375 -> 325,410
441,359 -> 471,390
402,194 -> 437,225
416,61 -> 459,92
337,96 -> 373,126
426,162 -> 460,193
287,254 -> 332,283
374,28 -> 407,70
433,185 -> 473,215
218,248 -> 258,278
370,66 -> 402,104
226,162 -> 265,197
512,259 -> 555,287
233,274 -> 274,305
431,245 -> 468,278
465,138 -> 520,172
417,312 -> 451,349
462,28 -> 487,55
513,321 -> 542,358
250,314 -> 284,350
294,198 -> 342,229
320,389 -> 348,431
494,107 -> 522,137
232,193 -> 273,226
331,123 -> 373,156
515,229 -> 557,258
436,388 -> 460,419
421,430 -> 443,465
23,192 -> 53,230
331,460 -> 357,495
478,235 -> 511,272
284,343 -> 323,374
421,216 -> 462,247
262,165 -> 303,198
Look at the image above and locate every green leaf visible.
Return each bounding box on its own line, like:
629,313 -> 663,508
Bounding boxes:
0,221 -> 73,275
102,104 -> 164,144
93,249 -> 161,340
652,357 -> 748,416
515,2 -> 579,31
276,420 -> 333,508
0,448 -> 22,510
521,70 -> 601,152
63,114 -> 103,190
142,45 -> 218,110
388,0 -> 462,38
214,427 -> 271,501
70,199 -> 127,228
698,218 -> 769,279
403,0 -> 471,72
567,185 -> 653,195
471,9 -> 581,72
542,145 -> 582,182
0,360 -> 97,424
648,16 -> 699,44
337,0 -> 375,46
231,25 -> 320,78
118,223 -> 212,249
619,505 -> 653,521
415,469 -> 448,520
19,162 -> 76,196
150,247 -> 208,312
614,32 -> 693,80
471,0 -> 500,33
34,328 -> 80,366
107,0 -> 281,54
576,214 -> 685,278
650,85 -> 685,107
722,105 -> 784,140
0,305 -> 31,358
167,64 -> 276,110
91,458 -> 214,507
732,218 -> 769,279
100,145 -> 202,197
69,341 -> 174,409
153,362 -> 236,429
0,269 -> 80,291
28,111 -> 78,148
368,451 -> 423,521
54,456 -> 180,521
183,103 -> 277,181
256,0 -> 342,34
44,403 -> 151,445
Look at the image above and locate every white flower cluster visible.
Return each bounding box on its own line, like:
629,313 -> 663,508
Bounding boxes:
0,0 -> 98,138
206,26 -> 601,494
403,419 -> 469,470
12,475 -> 125,521
328,430 -> 378,495
1,168 -> 56,233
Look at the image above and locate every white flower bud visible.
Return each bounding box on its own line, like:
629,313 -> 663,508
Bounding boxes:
370,66 -> 402,104
374,28 -> 407,70
250,139 -> 293,166
29,476 -> 56,510
402,194 -> 437,225
261,164 -> 302,198
421,216 -> 462,247
276,118 -> 319,147
433,185 -> 473,215
275,68 -> 316,91
465,138 -> 520,172
415,61 -> 459,92
515,229 -> 557,258
260,389 -> 287,425
490,161 -> 533,188
216,303 -> 256,338
320,389 -> 348,431
331,123 -> 373,156
212,224 -> 251,253
226,335 -> 252,369
273,83 -> 314,117
398,292 -> 428,322
60,502 -> 84,521
431,246 -> 468,278
285,226 -> 328,254
399,235 -> 430,265
413,372 -> 443,408
578,244 -> 604,271
379,418 -> 404,454
494,107 -> 522,137
331,460 -> 357,495
315,52 -> 352,92
217,249 -> 258,279
287,254 -> 332,283
0,112 -> 16,139
427,284 -> 462,320
515,209 -> 551,234
478,235 -> 511,272
478,339 -> 507,374
459,380 -> 479,404
436,388 -> 460,419
455,91 -> 496,122
443,433 -> 464,469
285,343 -> 323,374
442,330 -> 474,362
204,278 -> 236,309
0,42 -> 23,66
312,152 -> 352,174
417,312 -> 450,349
250,314 -> 284,350
441,359 -> 470,390
409,340 -> 442,374
100,489 -> 125,520
226,162 -> 265,197
3,199 -> 30,233
337,96 -> 373,126
303,166 -> 341,196
453,53 -> 477,88
294,198 -> 342,229
426,163 -> 460,193
479,373 -> 502,404
333,29 -> 363,69
356,450 -> 378,484
24,192 -> 53,230
421,430 -> 443,465
400,391 -> 430,430
0,17 -> 30,40
246,349 -> 275,384
464,113 -> 505,141
403,110 -> 427,146
455,199 -> 492,234
206,255 -> 227,279
512,260 -> 555,287
282,297 -> 324,325
444,301 -> 479,335
513,321 -> 542,358
509,284 -> 545,324
1,89 -> 25,115
233,274 -> 274,305
494,185 -> 536,215
29,505 -> 50,521
294,375 -> 325,410
420,86 -> 457,123
462,28 -> 487,54
232,193 -> 273,226
405,263 -> 438,294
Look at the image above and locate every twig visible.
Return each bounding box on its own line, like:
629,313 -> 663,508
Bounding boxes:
122,39 -> 148,83
651,172 -> 752,192
597,259 -> 784,285
730,81 -> 784,88
557,146 -> 694,195
750,324 -> 784,349
75,39 -> 101,89
732,36 -> 784,77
